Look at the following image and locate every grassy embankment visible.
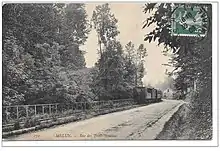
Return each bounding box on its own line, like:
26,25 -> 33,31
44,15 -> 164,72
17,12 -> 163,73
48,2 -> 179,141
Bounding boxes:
156,93 -> 212,140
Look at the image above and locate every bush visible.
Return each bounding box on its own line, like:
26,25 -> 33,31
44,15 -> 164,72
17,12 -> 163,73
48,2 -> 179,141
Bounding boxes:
51,114 -> 58,122
13,121 -> 20,130
24,117 -> 40,128
3,126 -> 14,132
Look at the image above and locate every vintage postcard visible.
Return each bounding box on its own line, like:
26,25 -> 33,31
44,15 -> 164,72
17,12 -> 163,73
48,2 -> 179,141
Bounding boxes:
1,0 -> 219,147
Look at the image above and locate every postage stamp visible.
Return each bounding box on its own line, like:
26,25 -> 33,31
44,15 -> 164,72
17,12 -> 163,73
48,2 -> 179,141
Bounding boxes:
171,5 -> 209,37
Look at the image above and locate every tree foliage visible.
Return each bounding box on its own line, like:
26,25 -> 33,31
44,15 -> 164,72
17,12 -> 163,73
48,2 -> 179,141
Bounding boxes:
124,42 -> 147,87
91,4 -> 147,100
2,3 -> 91,105
3,3 -> 148,107
91,3 -> 120,56
143,3 -> 212,139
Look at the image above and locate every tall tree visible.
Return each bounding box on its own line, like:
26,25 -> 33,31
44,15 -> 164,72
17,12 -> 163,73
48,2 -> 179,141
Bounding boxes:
136,44 -> 147,86
124,42 -> 147,87
58,3 -> 91,69
91,3 -> 120,56
91,3 -> 133,100
123,42 -> 136,86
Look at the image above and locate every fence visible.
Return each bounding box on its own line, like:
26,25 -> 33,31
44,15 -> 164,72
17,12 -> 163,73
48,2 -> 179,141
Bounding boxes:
2,99 -> 135,126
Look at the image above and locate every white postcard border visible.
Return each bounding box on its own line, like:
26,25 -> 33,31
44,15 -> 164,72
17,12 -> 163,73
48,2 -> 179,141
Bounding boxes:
0,0 -> 219,147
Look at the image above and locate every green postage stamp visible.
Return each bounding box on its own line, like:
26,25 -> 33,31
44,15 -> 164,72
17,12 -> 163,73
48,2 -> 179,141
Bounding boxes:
171,4 -> 209,37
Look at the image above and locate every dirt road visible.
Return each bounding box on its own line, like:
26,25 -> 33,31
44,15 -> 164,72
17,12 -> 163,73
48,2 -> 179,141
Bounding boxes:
7,99 -> 183,140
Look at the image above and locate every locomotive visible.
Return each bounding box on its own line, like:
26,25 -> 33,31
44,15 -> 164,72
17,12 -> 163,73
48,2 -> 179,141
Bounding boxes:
133,87 -> 162,104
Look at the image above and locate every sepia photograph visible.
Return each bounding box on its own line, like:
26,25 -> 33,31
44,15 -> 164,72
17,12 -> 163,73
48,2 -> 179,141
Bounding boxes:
1,0 -> 219,147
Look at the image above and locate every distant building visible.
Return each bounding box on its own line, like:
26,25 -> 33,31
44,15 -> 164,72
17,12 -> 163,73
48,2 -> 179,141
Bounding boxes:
163,88 -> 174,99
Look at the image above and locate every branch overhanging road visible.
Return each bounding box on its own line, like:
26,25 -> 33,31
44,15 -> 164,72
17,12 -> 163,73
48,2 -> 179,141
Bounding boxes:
7,99 -> 184,140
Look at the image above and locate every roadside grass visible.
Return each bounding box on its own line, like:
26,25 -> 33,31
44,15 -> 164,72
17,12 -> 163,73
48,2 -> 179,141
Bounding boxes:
156,95 -> 212,140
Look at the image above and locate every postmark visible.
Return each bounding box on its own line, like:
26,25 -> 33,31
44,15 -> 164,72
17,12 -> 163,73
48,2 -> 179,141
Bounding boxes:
171,4 -> 209,37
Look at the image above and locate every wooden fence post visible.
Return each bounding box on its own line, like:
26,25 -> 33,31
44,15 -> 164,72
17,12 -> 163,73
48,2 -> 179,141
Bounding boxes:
78,102 -> 80,111
16,106 -> 19,119
99,101 -> 101,113
80,102 -> 82,111
85,102 -> 87,111
66,104 -> 68,111
26,105 -> 28,117
82,102 -> 84,111
73,103 -> 75,111
42,105 -> 44,115
55,104 -> 58,114
49,104 -> 51,115
75,103 -> 77,111
5,107 -> 8,121
76,103 -> 78,111
34,105 -> 37,116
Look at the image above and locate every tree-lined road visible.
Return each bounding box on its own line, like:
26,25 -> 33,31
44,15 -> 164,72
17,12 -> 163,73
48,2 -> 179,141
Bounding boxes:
8,100 -> 183,140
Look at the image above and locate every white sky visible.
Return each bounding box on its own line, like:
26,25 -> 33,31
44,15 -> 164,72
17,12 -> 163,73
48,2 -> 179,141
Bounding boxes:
83,3 -> 173,87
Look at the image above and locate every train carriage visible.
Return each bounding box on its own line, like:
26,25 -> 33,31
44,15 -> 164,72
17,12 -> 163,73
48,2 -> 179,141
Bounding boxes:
152,88 -> 157,99
146,88 -> 152,99
157,90 -> 162,99
133,87 -> 162,104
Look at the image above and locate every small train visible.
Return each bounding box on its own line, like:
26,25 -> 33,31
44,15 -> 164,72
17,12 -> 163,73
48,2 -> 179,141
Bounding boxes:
133,87 -> 162,104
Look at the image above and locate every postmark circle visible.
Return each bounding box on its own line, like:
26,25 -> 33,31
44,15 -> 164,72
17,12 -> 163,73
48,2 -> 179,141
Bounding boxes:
170,4 -> 210,44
